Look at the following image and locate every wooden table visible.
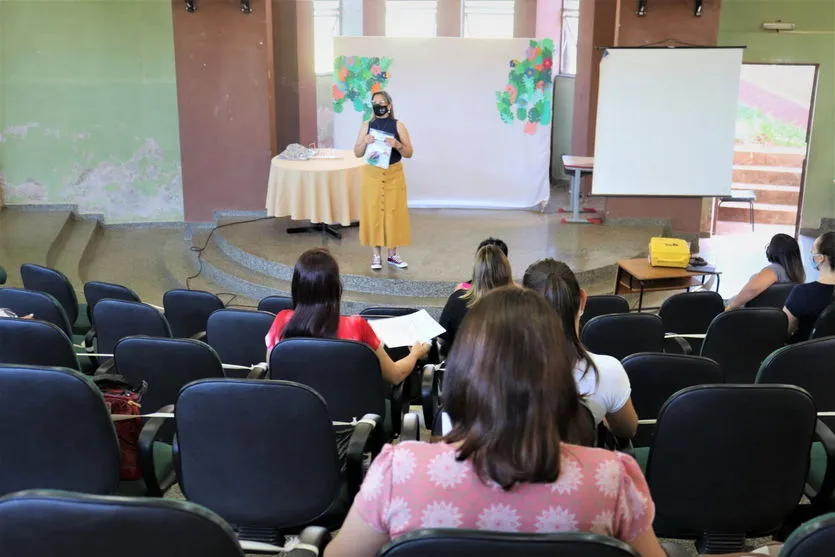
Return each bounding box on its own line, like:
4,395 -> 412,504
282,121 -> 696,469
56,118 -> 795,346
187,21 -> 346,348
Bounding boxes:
615,258 -> 721,311
266,149 -> 364,239
561,155 -> 598,224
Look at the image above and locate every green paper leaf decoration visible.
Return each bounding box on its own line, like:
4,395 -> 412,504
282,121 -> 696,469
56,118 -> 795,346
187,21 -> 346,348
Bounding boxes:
332,55 -> 393,114
495,39 -> 554,133
517,107 -> 527,121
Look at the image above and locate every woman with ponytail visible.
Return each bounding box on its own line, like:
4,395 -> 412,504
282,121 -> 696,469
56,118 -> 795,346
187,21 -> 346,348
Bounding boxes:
523,258 -> 638,439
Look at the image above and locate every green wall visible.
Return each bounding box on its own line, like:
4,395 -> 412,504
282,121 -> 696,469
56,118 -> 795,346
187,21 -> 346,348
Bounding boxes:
0,0 -> 183,223
719,0 -> 835,230
551,75 -> 575,182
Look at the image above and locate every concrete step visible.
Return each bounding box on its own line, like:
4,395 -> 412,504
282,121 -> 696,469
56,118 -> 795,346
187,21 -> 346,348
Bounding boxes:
734,146 -> 806,168
46,217 -> 99,298
731,183 -> 800,206
192,230 -> 449,317
0,208 -> 73,287
717,201 -> 798,225
732,165 -> 802,187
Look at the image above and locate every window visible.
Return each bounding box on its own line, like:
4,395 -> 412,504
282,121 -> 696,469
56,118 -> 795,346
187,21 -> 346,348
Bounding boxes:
560,0 -> 579,75
385,0 -> 438,38
314,0 -> 341,75
462,0 -> 514,38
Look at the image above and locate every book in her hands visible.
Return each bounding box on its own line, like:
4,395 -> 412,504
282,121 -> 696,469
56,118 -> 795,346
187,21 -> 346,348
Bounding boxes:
365,128 -> 394,169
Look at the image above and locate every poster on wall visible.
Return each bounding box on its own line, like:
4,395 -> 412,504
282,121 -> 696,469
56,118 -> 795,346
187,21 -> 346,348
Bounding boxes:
332,37 -> 553,209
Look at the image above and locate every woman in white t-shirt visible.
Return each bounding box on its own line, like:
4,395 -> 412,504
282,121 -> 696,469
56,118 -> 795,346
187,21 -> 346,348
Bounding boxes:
523,258 -> 638,439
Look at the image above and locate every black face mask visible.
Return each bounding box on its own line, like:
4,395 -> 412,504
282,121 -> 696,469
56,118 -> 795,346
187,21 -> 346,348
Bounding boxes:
373,104 -> 389,117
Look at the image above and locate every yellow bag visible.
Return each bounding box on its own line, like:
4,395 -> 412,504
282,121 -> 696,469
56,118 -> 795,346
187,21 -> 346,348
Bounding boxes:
649,237 -> 690,268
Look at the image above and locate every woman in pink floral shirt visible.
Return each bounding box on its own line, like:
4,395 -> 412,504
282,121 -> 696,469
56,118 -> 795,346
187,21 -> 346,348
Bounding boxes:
325,287 -> 665,557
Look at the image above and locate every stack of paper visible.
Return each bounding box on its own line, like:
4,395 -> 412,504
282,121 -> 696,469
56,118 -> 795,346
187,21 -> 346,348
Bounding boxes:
367,309 -> 445,348
365,129 -> 394,169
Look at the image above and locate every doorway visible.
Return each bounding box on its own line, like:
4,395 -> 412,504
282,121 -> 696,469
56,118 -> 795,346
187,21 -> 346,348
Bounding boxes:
711,63 -> 818,239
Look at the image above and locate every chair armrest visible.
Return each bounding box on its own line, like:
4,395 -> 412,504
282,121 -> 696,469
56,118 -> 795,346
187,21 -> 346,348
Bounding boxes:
138,404 -> 175,497
93,358 -> 116,376
299,526 -> 332,552
420,364 -> 437,430
400,411 -> 420,441
189,331 -> 207,341
345,413 -> 382,497
807,419 -> 835,505
661,541 -> 692,557
665,335 -> 693,355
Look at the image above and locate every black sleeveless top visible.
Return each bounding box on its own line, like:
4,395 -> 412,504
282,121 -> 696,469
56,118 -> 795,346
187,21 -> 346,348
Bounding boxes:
368,117 -> 401,165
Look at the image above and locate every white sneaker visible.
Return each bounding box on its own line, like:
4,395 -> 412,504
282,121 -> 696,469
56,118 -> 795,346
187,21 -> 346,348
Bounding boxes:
387,254 -> 408,269
371,255 -> 382,271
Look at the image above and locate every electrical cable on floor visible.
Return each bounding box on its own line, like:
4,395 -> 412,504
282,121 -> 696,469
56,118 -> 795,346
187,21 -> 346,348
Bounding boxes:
185,217 -> 275,305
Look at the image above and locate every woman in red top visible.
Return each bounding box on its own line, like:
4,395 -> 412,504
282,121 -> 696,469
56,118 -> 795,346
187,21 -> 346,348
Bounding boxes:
265,248 -> 429,384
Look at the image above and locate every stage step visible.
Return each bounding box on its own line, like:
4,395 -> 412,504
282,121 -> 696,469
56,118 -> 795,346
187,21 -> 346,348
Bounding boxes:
732,165 -> 802,187
717,201 -> 798,226
731,183 -> 800,206
189,229 -> 449,317
46,217 -> 99,298
0,207 -> 74,287
733,146 -> 806,168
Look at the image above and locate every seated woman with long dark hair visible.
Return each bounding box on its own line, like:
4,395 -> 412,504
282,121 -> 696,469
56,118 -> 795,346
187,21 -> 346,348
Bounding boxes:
523,258 -> 638,439
325,288 -> 664,557
265,248 -> 429,384
725,233 -> 805,311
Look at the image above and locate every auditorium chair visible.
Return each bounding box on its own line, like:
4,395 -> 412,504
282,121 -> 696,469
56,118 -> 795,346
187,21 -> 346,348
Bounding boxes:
580,295 -> 630,330
91,299 -> 172,364
269,337 -> 395,448
699,308 -> 787,383
580,313 -> 664,361
174,379 -> 381,546
0,287 -> 75,338
112,336 -> 225,496
162,288 -> 224,339
755,337 -> 835,507
0,490 -> 246,557
257,294 -> 294,314
643,384 -> 815,554
0,265 -> 6,285
82,280 -> 142,352
359,306 -> 430,394
659,291 -> 725,354
780,512 -> 835,557
0,318 -> 80,371
747,282 -> 796,309
810,302 -> 835,339
0,364 -> 170,498
206,308 -> 275,378
20,263 -> 91,334
622,353 -> 722,447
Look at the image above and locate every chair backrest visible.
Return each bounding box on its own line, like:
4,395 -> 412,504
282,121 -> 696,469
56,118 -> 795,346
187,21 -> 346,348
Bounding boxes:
700,308 -> 787,383
621,353 -> 722,446
0,318 -> 79,370
83,281 -> 141,320
93,299 -> 172,360
580,295 -> 630,330
0,490 -> 245,557
163,289 -> 225,338
781,512 -> 835,557
756,337 -> 835,430
646,384 -> 815,538
206,309 -> 275,376
580,313 -> 664,361
0,287 -> 73,337
20,264 -> 80,325
811,301 -> 835,340
359,306 -> 418,318
269,337 -> 386,423
257,295 -> 294,314
114,336 -> 225,414
175,379 -> 342,529
379,529 -> 639,557
0,365 -> 121,496
747,283 -> 796,309
659,291 -> 725,354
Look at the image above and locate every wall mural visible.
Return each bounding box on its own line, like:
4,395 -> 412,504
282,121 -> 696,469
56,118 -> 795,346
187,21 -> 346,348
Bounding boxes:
496,39 -> 554,134
332,56 -> 393,120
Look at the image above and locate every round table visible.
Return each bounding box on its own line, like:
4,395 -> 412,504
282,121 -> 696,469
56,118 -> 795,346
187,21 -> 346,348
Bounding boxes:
265,149 -> 365,239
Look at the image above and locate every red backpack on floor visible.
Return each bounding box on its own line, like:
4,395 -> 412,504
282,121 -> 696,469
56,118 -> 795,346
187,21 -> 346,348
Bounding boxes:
93,374 -> 149,480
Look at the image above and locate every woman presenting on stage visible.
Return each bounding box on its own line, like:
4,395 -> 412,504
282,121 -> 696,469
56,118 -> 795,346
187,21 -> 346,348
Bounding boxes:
353,91 -> 414,270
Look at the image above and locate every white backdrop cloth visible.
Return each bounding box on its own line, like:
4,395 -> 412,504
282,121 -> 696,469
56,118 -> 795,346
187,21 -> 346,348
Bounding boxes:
333,37 -> 552,209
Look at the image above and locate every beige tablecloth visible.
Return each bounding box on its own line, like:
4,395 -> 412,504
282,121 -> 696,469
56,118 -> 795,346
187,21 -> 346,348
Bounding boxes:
265,149 -> 365,226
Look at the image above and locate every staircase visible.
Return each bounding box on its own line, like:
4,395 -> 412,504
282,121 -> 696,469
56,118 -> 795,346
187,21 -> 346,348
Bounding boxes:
717,146 -> 805,226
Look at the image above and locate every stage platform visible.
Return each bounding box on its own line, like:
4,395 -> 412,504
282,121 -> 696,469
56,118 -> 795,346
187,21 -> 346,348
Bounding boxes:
186,209 -> 663,316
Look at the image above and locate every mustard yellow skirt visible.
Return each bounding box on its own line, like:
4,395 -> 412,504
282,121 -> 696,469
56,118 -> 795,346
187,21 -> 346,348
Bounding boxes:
359,162 -> 411,248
